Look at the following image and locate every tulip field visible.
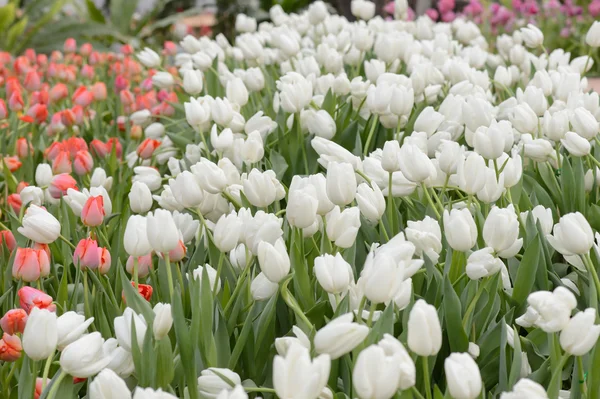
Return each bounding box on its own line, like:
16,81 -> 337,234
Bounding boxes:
2,1 -> 600,398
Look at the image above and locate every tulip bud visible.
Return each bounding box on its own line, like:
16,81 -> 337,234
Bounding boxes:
18,204 -> 61,244
500,378 -> 549,399
273,343 -> 330,399
192,264 -> 221,293
152,303 -> 173,340
483,205 -> 523,258
314,313 -> 369,359
561,131 -> 591,157
23,307 -> 57,360
60,332 -> 110,378
56,311 -> 94,350
114,308 -> 147,352
137,47 -> 161,68
169,170 -> 204,208
226,77 -> 249,107
360,253 -> 404,304
48,173 -> 78,199
0,309 -> 27,335
520,24 -> 544,48
129,181 -> 153,214
303,109 -> 336,140
570,107 -> 598,140
325,162 -> 357,206
258,239 -> 290,283
326,206 -> 361,249
213,212 -> 242,252
191,159 -> 228,194
144,123 -> 165,139
314,253 -> 354,294
546,212 -> 594,256
407,299 -> 442,356
353,342 -> 405,399
183,69 -> 204,95
443,208 -> 477,252
81,195 -> 105,227
242,169 -> 283,208
251,272 -> 279,301
586,21 -> 600,47
356,181 -> 386,226
477,167 -> 504,204
12,247 -> 50,282
0,333 -> 22,362
444,353 -> 483,399
18,286 -> 56,313
198,368 -> 242,399
35,164 -> 53,187
73,150 -> 94,176
152,72 -> 175,89
146,210 -> 180,254
242,131 -> 264,165
124,215 -> 152,257
89,369 -> 132,399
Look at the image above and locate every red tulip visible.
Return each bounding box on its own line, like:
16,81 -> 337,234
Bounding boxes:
0,230 -> 16,252
73,238 -> 100,269
73,150 -> 94,176
12,247 -> 50,282
136,138 -> 161,159
81,195 -> 105,227
48,173 -> 77,199
7,194 -> 21,214
0,333 -> 22,362
52,150 -> 72,174
0,309 -> 28,335
18,286 -> 56,313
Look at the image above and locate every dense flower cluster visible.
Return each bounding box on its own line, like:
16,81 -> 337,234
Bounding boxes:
0,1 -> 600,399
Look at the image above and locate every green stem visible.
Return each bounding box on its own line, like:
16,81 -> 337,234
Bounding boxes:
224,261 -> 252,316
244,387 -> 276,393
213,252 -> 224,296
58,234 -> 77,250
578,356 -> 588,398
582,253 -> 600,305
548,353 -> 570,399
46,370 -> 67,399
421,183 -> 441,219
41,354 -> 53,391
411,387 -> 427,399
367,303 -> 377,327
363,115 -> 379,156
421,357 -> 432,399
296,113 -> 309,174
132,257 -> 139,288
356,296 -> 367,324
83,270 -> 92,320
164,253 -> 174,299
386,172 -> 394,236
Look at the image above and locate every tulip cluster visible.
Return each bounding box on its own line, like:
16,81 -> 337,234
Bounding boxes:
2,1 -> 600,399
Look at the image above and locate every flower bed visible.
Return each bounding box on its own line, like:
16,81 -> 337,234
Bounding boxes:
0,1 -> 600,398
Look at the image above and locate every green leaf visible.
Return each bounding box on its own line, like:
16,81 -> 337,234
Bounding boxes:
507,326 -> 522,389
86,0 -> 106,23
119,266 -> 154,323
270,150 -> 288,180
172,288 -> 199,399
156,337 -> 175,389
5,16 -> 28,51
229,303 -> 256,369
110,0 -> 139,35
0,3 -> 16,33
200,266 -> 217,366
443,278 -> 469,352
511,234 -> 540,306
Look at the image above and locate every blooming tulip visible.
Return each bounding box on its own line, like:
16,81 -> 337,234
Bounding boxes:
60,332 -> 110,378
73,238 -> 100,269
18,286 -> 56,313
273,343 -> 330,399
520,287 -> 577,332
197,368 -> 242,399
466,248 -> 504,280
18,204 -> 61,244
56,311 -> 94,350
22,307 -> 57,360
499,378 -> 548,399
133,388 -> 177,399
546,212 -> 594,256
114,308 -> 147,352
153,303 -> 173,340
146,209 -> 180,254
407,299 -> 442,356
560,308 -> 600,356
103,338 -> 135,378
356,182 -> 386,224
326,206 -> 361,249
0,333 -> 22,362
483,205 -> 523,258
314,313 -> 369,359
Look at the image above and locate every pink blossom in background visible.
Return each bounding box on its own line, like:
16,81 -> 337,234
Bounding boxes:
438,0 -> 455,15
544,0 -> 561,12
383,1 -> 395,14
523,0 -> 540,15
491,4 -> 514,28
560,27 -> 571,38
425,8 -> 439,20
590,0 -> 600,17
464,0 -> 484,16
441,11 -> 456,22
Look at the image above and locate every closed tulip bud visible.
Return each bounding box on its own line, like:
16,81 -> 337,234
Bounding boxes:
520,205 -> 553,236
351,0 -> 376,20
517,86 -> 548,116
133,387 -> 177,399
353,342 -> 404,399
169,171 -> 203,208
0,309 -> 27,335
185,97 -> 211,128
133,166 -> 162,191
114,308 -> 147,352
444,353 -> 483,399
60,332 -> 110,378
211,98 -> 234,127
243,68 -> 265,92
398,144 -> 436,183
35,164 -> 53,187
137,47 -> 161,68
407,299 -> 442,356
18,286 -> 56,313
81,195 -> 105,227
242,169 -> 281,208
198,368 -> 242,399
124,215 -> 152,257
146,210 -> 180,254
192,264 -> 221,293
226,77 -> 249,107
144,123 -> 165,139
152,72 -> 175,89
381,140 -> 401,173
251,272 -> 279,301
314,313 -> 369,359
242,131 -> 264,165
287,186 -> 318,229
390,86 -> 414,117
13,247 -> 50,282
258,239 -> 290,283
393,278 -> 413,311
48,173 -> 78,199
23,307 -> 57,360
18,204 -> 61,244
277,72 -> 313,114
89,368 -> 132,399
130,109 -> 152,126
314,253 -> 354,294
73,150 -> 93,176
304,109 -> 336,140
356,182 -> 386,224
561,131 -> 591,157
183,69 -> 204,95
214,212 -> 242,252
192,159 -> 228,194
473,124 -> 507,160
570,108 -> 598,140
500,378 -> 548,399
326,162 -> 357,206
98,247 -> 111,274
56,311 -> 94,350
152,303 -> 173,340
436,140 -> 463,176
274,343 -> 330,399
73,238 -> 100,269
466,247 -> 504,280
129,181 -> 153,214
510,103 -> 538,134
547,212 -> 594,256
483,205 -> 523,258
586,21 -> 600,47
0,333 -> 22,362
559,308 -> 600,356
456,152 -> 486,195
443,209 -> 477,252
326,206 -> 361,249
